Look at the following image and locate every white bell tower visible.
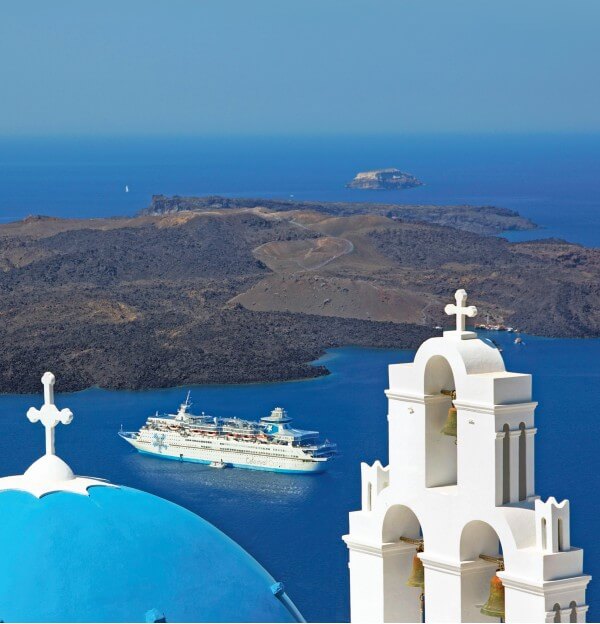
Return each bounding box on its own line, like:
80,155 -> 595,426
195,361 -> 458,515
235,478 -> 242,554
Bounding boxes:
343,290 -> 590,623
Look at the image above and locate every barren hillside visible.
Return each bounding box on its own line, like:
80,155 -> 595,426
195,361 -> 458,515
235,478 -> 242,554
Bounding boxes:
0,204 -> 596,392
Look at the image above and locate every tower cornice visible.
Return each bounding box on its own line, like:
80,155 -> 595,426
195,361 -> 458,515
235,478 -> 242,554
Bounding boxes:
452,400 -> 538,415
342,536 -> 416,558
497,571 -> 592,596
385,390 -> 449,405
419,554 -> 497,577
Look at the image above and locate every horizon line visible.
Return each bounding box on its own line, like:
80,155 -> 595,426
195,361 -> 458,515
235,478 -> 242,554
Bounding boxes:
1,130 -> 600,140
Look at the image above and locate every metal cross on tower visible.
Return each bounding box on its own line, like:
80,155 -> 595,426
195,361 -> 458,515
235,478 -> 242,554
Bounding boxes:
445,289 -> 478,333
26,372 -> 73,456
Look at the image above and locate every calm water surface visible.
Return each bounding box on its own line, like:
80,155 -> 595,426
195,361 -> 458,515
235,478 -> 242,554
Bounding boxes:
0,332 -> 598,621
0,134 -> 599,246
0,134 -> 598,619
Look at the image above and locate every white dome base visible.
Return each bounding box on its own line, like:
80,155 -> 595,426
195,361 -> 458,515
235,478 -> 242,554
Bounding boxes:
0,454 -> 114,498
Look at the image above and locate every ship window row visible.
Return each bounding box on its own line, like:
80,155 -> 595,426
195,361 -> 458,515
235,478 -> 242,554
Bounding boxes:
167,444 -> 301,458
146,434 -> 290,449
150,438 -> 297,455
145,431 -> 295,446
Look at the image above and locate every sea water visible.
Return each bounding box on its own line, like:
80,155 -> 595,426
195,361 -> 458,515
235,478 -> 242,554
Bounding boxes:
0,134 -> 598,620
0,134 -> 599,246
0,332 -> 598,621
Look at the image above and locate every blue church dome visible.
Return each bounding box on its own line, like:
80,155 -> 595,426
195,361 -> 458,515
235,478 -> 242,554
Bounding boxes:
0,486 -> 299,623
0,373 -> 302,623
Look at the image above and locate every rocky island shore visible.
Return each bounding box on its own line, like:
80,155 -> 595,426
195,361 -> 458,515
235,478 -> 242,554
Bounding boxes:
143,194 -> 537,235
0,200 -> 596,393
346,168 -> 423,190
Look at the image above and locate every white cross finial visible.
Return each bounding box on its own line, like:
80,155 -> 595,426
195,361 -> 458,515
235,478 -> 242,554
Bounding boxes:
26,372 -> 73,456
445,289 -> 478,333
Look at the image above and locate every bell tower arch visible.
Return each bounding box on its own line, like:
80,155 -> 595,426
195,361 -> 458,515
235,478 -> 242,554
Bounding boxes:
343,290 -> 591,623
423,355 -> 457,488
460,520 -> 504,622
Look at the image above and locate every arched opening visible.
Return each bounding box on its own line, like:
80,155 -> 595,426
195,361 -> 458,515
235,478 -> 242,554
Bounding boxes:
460,520 -> 504,623
502,424 -> 510,504
366,482 -> 372,512
424,355 -> 457,488
553,603 -> 561,623
382,505 -> 425,623
519,422 -> 527,501
569,600 -> 577,623
382,504 -> 422,542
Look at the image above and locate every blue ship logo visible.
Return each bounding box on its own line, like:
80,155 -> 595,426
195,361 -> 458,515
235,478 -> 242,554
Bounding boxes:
152,433 -> 167,453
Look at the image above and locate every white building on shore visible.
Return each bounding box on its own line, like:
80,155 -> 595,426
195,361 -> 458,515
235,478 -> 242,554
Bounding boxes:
343,290 -> 590,623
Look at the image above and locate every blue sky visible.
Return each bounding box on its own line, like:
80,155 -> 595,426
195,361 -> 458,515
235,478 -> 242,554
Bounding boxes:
1,0 -> 599,136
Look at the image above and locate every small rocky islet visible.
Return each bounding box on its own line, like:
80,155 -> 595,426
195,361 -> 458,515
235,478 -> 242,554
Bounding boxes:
346,168 -> 423,190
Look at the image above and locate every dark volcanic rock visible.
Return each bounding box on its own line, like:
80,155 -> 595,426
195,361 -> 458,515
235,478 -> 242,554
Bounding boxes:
0,305 -> 432,394
0,211 -> 431,393
0,204 -> 595,394
141,195 -> 537,235
368,226 -> 600,338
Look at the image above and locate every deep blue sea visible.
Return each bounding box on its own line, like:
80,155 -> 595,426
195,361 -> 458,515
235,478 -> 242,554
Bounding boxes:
0,134 -> 599,246
0,135 -> 598,621
0,335 -> 598,622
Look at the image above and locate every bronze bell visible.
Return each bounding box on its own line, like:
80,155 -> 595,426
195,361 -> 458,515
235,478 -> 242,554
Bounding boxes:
440,405 -> 458,437
480,573 -> 505,619
406,554 -> 425,589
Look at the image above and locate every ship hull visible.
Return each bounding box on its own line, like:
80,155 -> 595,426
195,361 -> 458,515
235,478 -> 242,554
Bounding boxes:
120,434 -> 328,474
137,449 -> 327,473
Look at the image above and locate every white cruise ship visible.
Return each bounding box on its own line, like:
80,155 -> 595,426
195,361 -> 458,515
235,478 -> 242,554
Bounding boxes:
118,394 -> 338,474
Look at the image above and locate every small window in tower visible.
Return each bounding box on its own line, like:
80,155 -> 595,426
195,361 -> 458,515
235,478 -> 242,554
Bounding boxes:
519,422 -> 526,501
553,603 -> 561,623
502,424 -> 510,504
558,517 -> 564,551
569,601 -> 577,623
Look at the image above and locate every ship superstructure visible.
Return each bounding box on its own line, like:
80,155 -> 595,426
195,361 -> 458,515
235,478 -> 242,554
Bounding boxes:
119,394 -> 337,474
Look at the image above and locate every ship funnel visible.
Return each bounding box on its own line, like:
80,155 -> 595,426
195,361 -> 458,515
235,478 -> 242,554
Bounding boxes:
271,407 -> 287,420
